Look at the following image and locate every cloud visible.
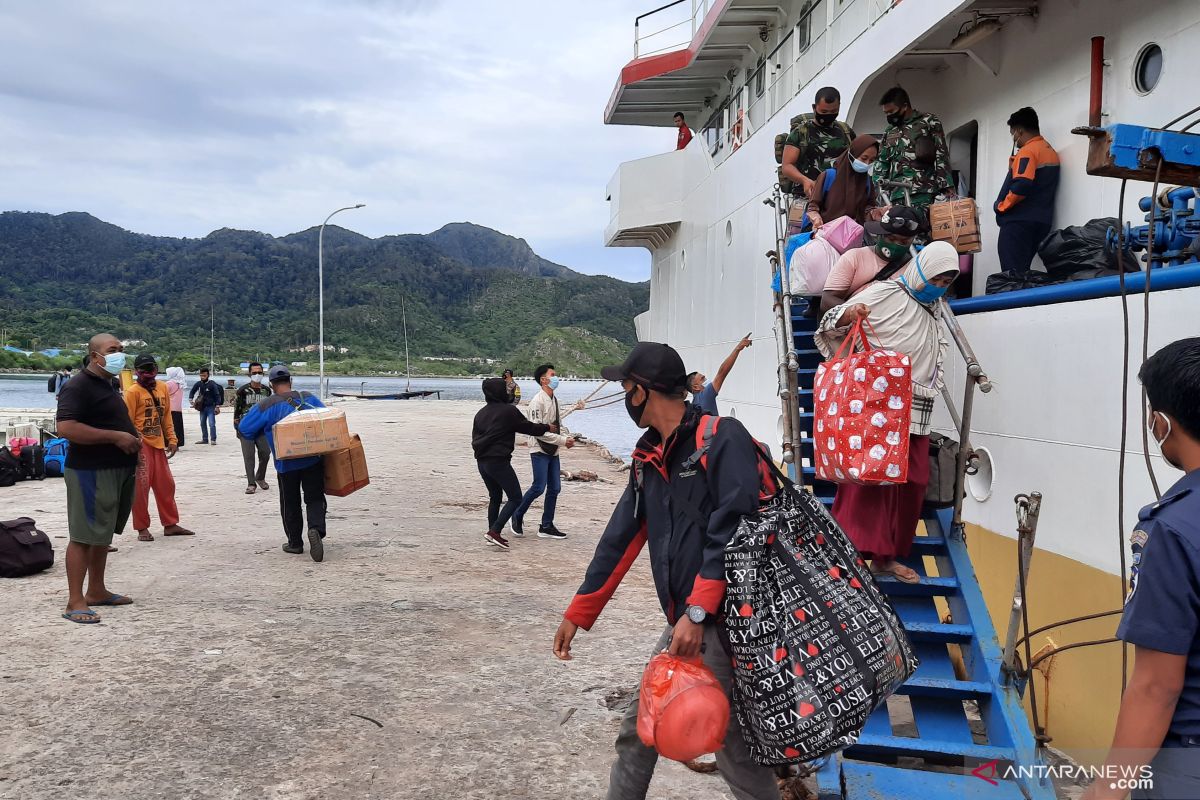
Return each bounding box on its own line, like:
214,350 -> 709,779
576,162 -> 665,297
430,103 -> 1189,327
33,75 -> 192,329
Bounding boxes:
0,0 -> 667,280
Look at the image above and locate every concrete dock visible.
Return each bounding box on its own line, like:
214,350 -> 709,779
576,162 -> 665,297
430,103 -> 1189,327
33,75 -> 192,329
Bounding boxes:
0,401 -> 740,799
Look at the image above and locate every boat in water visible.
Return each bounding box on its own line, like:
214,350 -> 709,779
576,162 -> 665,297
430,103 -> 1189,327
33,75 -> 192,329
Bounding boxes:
602,0 -> 1199,794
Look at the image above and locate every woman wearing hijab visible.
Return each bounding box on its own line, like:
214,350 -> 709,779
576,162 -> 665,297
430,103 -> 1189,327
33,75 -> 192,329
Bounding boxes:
806,134 -> 880,229
814,240 -> 960,583
165,366 -> 187,448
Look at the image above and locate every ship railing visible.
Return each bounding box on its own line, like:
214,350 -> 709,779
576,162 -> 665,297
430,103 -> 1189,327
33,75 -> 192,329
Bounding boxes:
937,299 -> 993,535
633,0 -> 711,59
692,0 -> 905,170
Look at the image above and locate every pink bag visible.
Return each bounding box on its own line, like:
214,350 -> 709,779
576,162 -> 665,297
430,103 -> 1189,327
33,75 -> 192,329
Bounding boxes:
814,320 -> 913,486
819,215 -> 865,254
789,236 -> 839,295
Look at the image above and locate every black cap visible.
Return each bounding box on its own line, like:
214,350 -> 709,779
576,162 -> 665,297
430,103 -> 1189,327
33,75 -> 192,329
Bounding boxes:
268,365 -> 291,383
600,342 -> 687,393
866,205 -> 925,236
133,353 -> 157,370
502,368 -> 513,377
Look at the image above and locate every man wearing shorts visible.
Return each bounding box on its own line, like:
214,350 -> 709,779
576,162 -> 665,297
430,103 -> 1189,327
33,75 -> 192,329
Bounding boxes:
55,333 -> 142,623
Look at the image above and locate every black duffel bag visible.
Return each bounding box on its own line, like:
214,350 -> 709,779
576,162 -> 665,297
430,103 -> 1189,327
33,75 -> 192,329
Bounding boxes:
0,517 -> 54,578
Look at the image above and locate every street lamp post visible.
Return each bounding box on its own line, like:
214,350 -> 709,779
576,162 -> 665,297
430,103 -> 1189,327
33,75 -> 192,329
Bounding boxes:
318,203 -> 365,398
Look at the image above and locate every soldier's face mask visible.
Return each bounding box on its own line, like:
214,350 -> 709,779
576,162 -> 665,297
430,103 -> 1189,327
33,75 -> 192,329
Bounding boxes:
884,105 -> 908,126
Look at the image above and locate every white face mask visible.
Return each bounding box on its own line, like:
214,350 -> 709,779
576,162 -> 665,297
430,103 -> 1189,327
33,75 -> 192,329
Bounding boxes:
1147,409 -> 1181,471
250,373 -> 264,384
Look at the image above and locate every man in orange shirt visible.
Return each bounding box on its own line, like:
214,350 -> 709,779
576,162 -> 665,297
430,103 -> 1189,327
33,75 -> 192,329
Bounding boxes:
994,107 -> 1060,273
125,354 -> 194,541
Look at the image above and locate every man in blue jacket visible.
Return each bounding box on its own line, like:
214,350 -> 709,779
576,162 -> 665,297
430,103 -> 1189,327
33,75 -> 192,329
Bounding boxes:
237,366 -> 328,561
553,342 -> 779,800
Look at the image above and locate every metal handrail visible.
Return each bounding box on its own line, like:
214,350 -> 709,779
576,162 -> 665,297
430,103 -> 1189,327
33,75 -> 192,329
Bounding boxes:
634,0 -> 704,58
936,298 -> 992,534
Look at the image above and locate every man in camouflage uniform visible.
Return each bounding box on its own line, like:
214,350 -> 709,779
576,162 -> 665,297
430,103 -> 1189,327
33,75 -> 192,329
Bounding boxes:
875,86 -> 955,212
779,86 -> 856,199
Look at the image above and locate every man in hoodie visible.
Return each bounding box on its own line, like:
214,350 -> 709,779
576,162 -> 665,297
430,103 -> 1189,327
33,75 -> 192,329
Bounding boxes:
553,342 -> 779,800
125,353 -> 193,542
510,363 -> 574,540
237,365 -> 329,561
472,377 -> 555,549
234,362 -> 272,494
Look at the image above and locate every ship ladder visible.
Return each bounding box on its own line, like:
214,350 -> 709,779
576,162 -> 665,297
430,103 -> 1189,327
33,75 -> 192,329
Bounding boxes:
789,301 -> 1057,800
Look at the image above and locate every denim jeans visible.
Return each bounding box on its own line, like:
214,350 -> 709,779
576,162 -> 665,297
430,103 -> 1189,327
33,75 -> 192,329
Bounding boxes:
198,406 -> 217,442
514,452 -> 560,527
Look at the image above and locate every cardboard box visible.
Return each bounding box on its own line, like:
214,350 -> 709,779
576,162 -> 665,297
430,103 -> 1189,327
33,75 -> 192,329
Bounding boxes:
929,198 -> 982,254
273,408 -> 351,459
324,434 -> 369,497
786,199 -> 809,237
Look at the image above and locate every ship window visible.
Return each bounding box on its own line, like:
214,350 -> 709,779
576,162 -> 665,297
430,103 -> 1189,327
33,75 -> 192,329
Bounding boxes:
796,1 -> 816,53
725,219 -> 733,245
754,56 -> 766,98
1134,43 -> 1162,94
680,249 -> 686,270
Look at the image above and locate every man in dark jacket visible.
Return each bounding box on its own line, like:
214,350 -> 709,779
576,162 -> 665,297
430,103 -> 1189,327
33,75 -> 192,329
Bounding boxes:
189,368 -> 224,445
994,107 -> 1060,273
553,342 -> 779,800
472,377 -> 553,549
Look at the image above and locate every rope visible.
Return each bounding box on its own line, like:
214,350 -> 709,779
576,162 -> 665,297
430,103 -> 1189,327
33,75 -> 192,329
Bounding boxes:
1016,522 -> 1049,746
1115,177 -> 1132,692
1162,103 -> 1200,130
1139,158 -> 1164,500
1015,608 -> 1123,648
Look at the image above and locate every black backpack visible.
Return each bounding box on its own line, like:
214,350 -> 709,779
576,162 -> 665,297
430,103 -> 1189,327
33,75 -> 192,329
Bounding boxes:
0,448 -> 21,488
47,374 -> 57,392
0,517 -> 54,578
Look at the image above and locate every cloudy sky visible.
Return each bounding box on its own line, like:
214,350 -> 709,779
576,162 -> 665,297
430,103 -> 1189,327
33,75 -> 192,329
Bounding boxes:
0,1 -> 670,281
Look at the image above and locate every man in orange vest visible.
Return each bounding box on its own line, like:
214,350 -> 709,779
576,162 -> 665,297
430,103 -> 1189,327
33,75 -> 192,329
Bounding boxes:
994,107 -> 1060,273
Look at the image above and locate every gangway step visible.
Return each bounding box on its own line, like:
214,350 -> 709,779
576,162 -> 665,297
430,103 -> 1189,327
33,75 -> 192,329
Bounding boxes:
901,620 -> 974,643
909,535 -> 948,555
847,733 -> 1016,764
834,761 -> 1028,800
897,676 -> 991,700
872,573 -> 959,597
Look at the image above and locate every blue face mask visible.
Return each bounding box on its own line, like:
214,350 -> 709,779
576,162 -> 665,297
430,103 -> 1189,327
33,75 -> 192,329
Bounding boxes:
851,157 -> 871,174
99,352 -> 126,375
547,376 -> 560,390
900,255 -> 950,304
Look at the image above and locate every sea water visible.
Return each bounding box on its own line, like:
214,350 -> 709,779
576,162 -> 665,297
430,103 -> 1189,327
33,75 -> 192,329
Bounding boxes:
0,373 -> 639,462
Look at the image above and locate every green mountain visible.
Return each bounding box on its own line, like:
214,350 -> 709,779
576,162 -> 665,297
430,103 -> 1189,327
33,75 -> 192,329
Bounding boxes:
0,212 -> 648,376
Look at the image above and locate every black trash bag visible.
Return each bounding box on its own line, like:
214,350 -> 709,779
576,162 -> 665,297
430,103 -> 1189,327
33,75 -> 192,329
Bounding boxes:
985,269 -> 1055,295
1037,218 -> 1140,276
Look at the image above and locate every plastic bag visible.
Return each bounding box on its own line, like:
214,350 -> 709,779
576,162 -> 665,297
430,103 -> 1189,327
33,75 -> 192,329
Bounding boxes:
1037,217 -> 1139,276
820,216 -> 865,254
724,467 -> 918,765
813,320 -> 913,485
636,653 -> 730,762
789,235 -> 839,296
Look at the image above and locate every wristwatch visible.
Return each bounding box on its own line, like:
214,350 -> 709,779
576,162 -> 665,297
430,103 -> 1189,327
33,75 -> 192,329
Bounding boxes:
685,605 -> 708,624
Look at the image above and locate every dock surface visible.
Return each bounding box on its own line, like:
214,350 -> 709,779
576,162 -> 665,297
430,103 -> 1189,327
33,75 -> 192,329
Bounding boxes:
0,401 -> 721,799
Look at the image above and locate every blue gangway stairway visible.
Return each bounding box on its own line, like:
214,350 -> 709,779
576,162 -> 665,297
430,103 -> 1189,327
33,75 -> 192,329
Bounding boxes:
790,306 -> 1055,800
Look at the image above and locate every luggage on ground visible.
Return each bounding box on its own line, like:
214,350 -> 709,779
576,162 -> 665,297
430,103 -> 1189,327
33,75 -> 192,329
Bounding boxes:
813,320 -> 913,485
0,448 -> 21,487
724,456 -> 918,765
43,438 -> 69,478
18,445 -> 45,481
0,517 -> 54,578
636,653 -> 730,762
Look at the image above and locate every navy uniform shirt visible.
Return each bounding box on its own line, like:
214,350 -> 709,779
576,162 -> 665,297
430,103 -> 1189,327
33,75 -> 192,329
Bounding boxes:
1116,469 -> 1200,736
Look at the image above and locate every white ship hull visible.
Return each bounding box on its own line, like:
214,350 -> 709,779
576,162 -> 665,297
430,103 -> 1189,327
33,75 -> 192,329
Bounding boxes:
605,0 -> 1200,757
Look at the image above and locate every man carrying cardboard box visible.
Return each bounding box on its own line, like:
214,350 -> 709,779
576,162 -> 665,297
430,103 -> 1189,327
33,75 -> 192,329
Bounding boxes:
237,365 -> 329,562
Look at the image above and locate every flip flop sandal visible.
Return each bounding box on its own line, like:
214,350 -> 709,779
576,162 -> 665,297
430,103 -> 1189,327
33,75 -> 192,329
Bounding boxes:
163,528 -> 196,536
138,531 -> 154,541
62,609 -> 101,624
872,566 -> 921,585
91,594 -> 132,606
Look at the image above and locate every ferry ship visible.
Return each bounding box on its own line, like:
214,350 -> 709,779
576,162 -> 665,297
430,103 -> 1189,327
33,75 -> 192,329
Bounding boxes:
601,0 -> 1200,791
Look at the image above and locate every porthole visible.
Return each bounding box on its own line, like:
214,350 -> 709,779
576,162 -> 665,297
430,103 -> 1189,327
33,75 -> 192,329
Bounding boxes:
725,219 -> 733,246
967,446 -> 995,503
1134,43 -> 1163,95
